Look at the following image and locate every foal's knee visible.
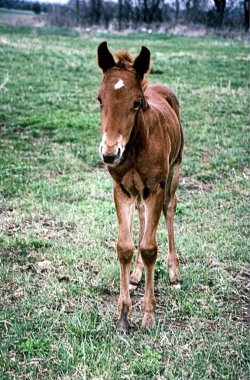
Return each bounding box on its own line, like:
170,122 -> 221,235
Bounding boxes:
140,244 -> 157,265
117,241 -> 134,264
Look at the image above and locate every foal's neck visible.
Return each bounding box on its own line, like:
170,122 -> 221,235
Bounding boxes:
133,108 -> 149,152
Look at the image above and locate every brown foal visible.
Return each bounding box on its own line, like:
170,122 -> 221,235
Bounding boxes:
97,41 -> 184,333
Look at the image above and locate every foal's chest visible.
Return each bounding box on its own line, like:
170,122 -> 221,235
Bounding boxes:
121,169 -> 145,197
109,161 -> 166,198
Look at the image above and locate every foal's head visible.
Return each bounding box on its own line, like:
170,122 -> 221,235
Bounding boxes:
97,41 -> 150,166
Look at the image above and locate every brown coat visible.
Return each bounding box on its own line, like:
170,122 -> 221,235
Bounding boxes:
97,42 -> 183,332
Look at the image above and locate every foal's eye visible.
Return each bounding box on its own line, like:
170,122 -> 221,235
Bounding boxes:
132,98 -> 142,110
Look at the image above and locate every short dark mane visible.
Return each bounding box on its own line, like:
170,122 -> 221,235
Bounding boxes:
115,50 -> 148,90
115,51 -> 133,70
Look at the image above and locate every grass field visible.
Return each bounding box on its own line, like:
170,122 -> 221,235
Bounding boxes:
0,8 -> 35,17
0,8 -> 41,26
0,24 -> 249,379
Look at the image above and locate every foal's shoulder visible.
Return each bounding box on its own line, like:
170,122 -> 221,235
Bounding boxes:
147,84 -> 178,103
146,84 -> 180,120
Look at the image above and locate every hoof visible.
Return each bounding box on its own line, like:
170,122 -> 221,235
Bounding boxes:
129,278 -> 139,291
129,283 -> 137,291
129,277 -> 140,285
141,312 -> 155,329
169,268 -> 181,289
171,281 -> 181,290
116,317 -> 129,334
129,267 -> 143,289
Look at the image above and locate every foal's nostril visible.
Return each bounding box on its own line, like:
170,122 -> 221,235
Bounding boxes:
103,154 -> 117,164
102,147 -> 121,164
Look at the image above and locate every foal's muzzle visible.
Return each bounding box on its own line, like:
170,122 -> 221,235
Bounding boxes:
99,143 -> 123,165
100,147 -> 121,165
103,147 -> 121,164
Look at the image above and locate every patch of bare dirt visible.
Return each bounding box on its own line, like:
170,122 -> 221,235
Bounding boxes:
201,148 -> 213,163
180,176 -> 214,194
0,209 -> 76,241
232,268 -> 250,327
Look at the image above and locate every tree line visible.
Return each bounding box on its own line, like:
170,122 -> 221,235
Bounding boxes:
0,0 -> 249,31
0,0 -> 51,14
48,0 -> 249,31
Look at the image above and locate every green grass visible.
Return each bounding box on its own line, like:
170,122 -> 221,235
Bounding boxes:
0,8 -> 35,17
0,25 -> 249,379
0,8 -> 38,24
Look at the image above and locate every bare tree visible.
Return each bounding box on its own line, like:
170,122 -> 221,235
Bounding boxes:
175,0 -> 180,21
142,0 -> 163,24
75,0 -> 80,26
244,0 -> 249,31
118,0 -> 123,30
103,1 -> 116,29
185,0 -> 191,20
89,0 -> 102,25
214,0 -> 226,27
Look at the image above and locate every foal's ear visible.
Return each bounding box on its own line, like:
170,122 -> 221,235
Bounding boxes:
133,46 -> 150,79
97,41 -> 116,73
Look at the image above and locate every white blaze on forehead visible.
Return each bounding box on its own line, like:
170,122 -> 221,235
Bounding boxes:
114,79 -> 125,90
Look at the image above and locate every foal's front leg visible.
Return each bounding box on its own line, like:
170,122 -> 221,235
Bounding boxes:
114,183 -> 135,333
140,187 -> 165,328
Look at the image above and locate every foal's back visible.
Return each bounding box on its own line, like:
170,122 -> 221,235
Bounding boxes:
147,84 -> 181,124
142,83 -> 183,170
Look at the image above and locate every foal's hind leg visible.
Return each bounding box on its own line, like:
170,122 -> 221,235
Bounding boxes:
129,200 -> 145,290
163,164 -> 181,289
141,187 -> 165,328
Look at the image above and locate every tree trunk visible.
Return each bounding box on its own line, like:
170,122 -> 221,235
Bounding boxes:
175,0 -> 179,21
76,0 -> 80,27
214,0 -> 226,28
244,0 -> 249,31
185,0 -> 190,21
118,0 -> 123,30
143,0 -> 149,23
